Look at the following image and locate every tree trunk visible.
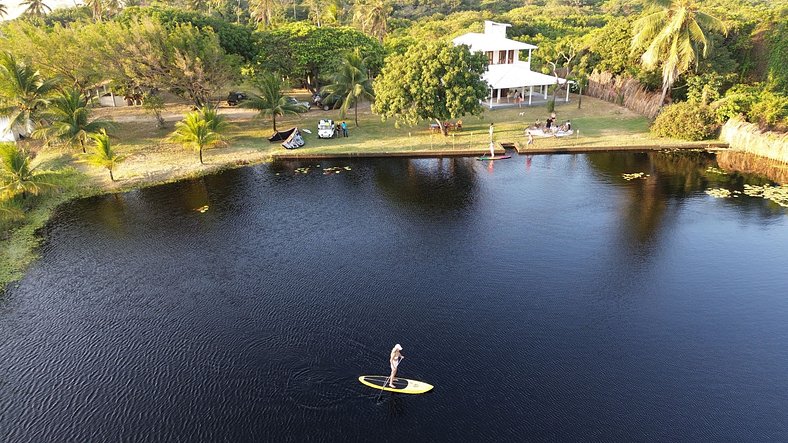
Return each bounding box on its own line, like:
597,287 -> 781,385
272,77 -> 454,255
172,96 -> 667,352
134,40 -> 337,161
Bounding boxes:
109,168 -> 114,181
199,147 -> 204,164
354,101 -> 359,127
435,118 -> 448,137
272,115 -> 277,132
659,82 -> 670,108
80,139 -> 86,154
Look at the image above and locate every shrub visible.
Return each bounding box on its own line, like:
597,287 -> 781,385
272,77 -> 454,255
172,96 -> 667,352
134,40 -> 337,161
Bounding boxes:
749,90 -> 788,131
711,83 -> 761,124
651,102 -> 718,141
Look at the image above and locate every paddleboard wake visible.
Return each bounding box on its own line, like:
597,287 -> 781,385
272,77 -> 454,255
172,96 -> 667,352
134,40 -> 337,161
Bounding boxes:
358,375 -> 434,394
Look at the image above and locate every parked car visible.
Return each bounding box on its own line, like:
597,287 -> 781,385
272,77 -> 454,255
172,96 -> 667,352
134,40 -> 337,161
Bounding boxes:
318,119 -> 336,139
227,91 -> 247,106
313,91 -> 342,111
286,96 -> 311,111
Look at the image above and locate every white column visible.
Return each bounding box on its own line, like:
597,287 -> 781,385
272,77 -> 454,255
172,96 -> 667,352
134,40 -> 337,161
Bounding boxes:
489,88 -> 493,109
566,82 -> 570,102
543,85 -> 547,99
529,86 -> 533,105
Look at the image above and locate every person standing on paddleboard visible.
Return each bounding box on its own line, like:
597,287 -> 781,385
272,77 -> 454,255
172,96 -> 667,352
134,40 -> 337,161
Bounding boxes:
389,344 -> 404,387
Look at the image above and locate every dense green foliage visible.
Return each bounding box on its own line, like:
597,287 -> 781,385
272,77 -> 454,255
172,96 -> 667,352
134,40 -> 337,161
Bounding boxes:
254,22 -> 384,90
117,6 -> 256,60
652,102 -> 718,140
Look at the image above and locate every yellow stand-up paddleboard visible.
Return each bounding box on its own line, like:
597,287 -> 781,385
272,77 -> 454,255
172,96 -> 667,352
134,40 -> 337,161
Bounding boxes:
358,375 -> 434,394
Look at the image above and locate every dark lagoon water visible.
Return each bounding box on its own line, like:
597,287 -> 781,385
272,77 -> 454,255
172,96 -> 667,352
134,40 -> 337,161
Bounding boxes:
1,151 -> 788,442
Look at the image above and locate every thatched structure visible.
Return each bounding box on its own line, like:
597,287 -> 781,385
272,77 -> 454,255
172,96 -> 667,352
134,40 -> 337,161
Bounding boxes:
586,71 -> 663,119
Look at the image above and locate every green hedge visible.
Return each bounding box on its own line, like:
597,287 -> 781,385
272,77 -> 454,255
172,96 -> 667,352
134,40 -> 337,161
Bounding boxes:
651,102 -> 718,141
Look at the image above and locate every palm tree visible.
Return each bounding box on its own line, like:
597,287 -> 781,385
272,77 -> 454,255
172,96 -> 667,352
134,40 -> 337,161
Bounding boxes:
0,52 -> 59,137
241,73 -> 307,131
19,0 -> 51,17
0,143 -> 56,200
631,0 -> 727,106
33,88 -> 115,153
0,198 -> 24,221
199,106 -> 230,134
353,0 -> 392,42
250,0 -> 281,28
168,108 -> 227,164
321,50 -> 374,127
0,3 -> 8,19
85,130 -> 125,181
84,0 -> 103,21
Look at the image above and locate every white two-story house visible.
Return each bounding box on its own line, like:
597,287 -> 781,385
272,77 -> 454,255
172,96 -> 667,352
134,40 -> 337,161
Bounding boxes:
453,21 -> 569,108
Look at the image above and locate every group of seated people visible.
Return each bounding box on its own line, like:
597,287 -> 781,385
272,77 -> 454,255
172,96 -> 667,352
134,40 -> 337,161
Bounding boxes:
530,117 -> 572,133
429,120 -> 463,131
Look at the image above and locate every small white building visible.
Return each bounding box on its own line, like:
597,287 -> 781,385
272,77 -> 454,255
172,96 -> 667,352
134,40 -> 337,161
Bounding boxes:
453,21 -> 569,108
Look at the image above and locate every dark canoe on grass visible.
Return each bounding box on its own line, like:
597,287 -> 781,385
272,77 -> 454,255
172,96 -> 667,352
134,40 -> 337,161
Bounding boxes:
358,376 -> 434,394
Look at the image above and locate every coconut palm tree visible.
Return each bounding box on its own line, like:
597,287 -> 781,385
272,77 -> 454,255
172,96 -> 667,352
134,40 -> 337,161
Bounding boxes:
241,73 -> 307,131
353,0 -> 392,42
249,0 -> 281,28
321,50 -> 374,127
33,88 -> 115,153
631,0 -> 727,106
0,198 -> 24,221
0,3 -> 8,19
84,0 -> 103,21
168,108 -> 227,164
20,0 -> 51,17
85,130 -> 125,181
0,143 -> 56,200
0,52 -> 59,137
199,106 -> 230,135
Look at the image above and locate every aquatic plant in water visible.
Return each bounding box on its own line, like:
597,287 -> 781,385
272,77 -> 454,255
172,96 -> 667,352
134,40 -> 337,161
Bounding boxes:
622,172 -> 649,180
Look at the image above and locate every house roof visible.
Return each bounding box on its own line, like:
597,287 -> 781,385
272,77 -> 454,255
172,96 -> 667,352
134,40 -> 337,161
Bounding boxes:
483,63 -> 567,89
453,33 -> 537,52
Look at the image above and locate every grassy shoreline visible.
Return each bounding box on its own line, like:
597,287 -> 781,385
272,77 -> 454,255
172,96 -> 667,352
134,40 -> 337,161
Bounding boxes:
0,95 -> 719,290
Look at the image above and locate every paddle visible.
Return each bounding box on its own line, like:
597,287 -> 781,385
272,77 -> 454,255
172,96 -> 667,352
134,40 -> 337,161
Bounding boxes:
376,356 -> 403,403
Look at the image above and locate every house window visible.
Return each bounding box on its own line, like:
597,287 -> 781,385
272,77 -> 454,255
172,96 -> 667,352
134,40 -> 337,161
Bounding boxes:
507,50 -> 515,64
486,51 -> 494,65
498,51 -> 506,64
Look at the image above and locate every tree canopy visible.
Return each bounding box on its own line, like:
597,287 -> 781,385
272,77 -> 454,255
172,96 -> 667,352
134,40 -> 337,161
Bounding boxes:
373,42 -> 488,135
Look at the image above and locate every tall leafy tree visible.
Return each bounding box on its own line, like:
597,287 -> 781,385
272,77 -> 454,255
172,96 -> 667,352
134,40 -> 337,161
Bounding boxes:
241,73 -> 307,131
322,50 -> 374,127
0,52 -> 59,137
631,0 -> 727,105
20,0 -> 51,17
111,21 -> 237,107
168,108 -> 228,164
85,130 -> 125,181
33,88 -> 115,153
373,42 -> 488,136
0,143 -> 56,200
